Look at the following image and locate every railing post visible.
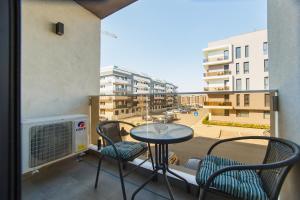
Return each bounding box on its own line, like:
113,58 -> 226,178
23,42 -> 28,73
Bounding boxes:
90,96 -> 100,145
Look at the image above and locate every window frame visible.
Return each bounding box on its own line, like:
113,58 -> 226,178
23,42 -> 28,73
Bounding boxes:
236,78 -> 242,90
235,47 -> 241,59
263,42 -> 268,55
245,45 -> 249,57
246,78 -> 250,90
264,76 -> 269,89
243,62 -> 249,74
264,59 -> 269,72
244,94 -> 250,106
236,63 -> 240,74
236,94 -> 240,106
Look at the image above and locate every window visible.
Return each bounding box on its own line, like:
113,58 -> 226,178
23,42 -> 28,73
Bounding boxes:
245,45 -> 249,57
244,94 -> 250,106
224,50 -> 229,59
244,62 -> 249,74
235,47 -> 241,59
263,42 -> 268,55
264,59 -> 269,72
224,80 -> 229,89
224,65 -> 229,71
264,77 -> 269,89
236,63 -> 240,74
115,110 -> 119,115
224,110 -> 229,116
100,110 -> 105,115
224,94 -> 229,102
236,79 -> 242,90
265,94 -> 270,107
236,110 -> 249,117
264,111 -> 270,119
236,94 -> 240,106
246,78 -> 250,90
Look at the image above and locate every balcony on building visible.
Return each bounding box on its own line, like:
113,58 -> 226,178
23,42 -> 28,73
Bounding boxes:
203,86 -> 230,91
202,44 -> 232,66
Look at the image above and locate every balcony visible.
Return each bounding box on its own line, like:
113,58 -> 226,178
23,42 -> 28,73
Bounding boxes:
203,86 -> 230,91
22,91 -> 275,200
203,70 -> 231,77
202,45 -> 232,66
203,101 -> 233,109
202,56 -> 229,63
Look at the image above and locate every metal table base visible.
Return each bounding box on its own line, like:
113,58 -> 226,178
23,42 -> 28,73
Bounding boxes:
131,144 -> 190,200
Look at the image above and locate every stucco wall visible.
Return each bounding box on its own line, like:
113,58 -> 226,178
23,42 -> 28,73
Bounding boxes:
268,0 -> 300,199
21,0 -> 100,119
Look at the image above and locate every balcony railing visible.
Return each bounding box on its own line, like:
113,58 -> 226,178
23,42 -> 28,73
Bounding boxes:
22,90 -> 276,200
203,86 -> 230,91
203,70 -> 231,77
203,55 -> 229,63
204,101 -> 232,106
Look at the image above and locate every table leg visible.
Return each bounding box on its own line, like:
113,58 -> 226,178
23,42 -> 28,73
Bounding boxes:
131,143 -> 190,200
131,170 -> 158,200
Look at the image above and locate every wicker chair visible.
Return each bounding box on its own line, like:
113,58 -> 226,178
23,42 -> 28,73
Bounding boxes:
196,136 -> 300,200
94,121 -> 154,200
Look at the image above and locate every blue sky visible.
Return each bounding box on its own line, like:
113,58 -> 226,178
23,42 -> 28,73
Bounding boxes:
101,0 -> 267,92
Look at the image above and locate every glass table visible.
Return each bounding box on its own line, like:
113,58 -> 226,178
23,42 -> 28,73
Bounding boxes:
130,123 -> 194,200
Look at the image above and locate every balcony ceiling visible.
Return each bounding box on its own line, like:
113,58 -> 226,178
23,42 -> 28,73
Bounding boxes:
75,0 -> 137,19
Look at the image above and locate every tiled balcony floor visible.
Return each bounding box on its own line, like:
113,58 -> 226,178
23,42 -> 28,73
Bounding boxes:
22,153 -> 226,200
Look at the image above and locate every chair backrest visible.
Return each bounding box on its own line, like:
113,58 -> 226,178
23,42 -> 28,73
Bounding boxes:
259,138 -> 300,200
98,121 -> 122,146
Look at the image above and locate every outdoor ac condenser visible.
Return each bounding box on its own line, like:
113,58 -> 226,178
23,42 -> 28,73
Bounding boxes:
21,114 -> 89,174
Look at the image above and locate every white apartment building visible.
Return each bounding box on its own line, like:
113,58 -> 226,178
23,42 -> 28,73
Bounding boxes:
99,66 -> 177,120
202,30 -> 270,125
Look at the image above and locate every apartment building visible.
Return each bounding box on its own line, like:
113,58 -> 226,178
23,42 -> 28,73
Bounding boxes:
100,66 -> 177,120
179,95 -> 205,107
202,30 -> 270,125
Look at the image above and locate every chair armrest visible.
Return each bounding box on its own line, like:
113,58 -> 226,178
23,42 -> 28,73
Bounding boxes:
207,136 -> 273,155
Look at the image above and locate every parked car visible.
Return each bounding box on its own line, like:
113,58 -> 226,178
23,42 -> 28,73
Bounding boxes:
180,109 -> 190,114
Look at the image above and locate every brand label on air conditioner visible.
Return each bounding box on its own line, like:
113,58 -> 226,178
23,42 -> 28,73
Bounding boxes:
75,121 -> 86,132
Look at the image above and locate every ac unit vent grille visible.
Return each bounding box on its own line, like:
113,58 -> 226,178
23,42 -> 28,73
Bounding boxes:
29,121 -> 73,168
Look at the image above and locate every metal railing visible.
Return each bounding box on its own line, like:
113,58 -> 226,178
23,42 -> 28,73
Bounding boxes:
204,86 -> 230,91
204,101 -> 232,106
203,70 -> 231,77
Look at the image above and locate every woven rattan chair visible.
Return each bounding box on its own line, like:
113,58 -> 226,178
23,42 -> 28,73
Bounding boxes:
196,136 -> 300,200
94,121 -> 154,200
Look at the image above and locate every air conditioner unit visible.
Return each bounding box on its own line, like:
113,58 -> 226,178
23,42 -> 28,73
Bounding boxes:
21,114 -> 89,174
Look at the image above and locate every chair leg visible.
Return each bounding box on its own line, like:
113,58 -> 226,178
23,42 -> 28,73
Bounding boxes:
122,161 -> 127,170
199,188 -> 207,200
147,143 -> 155,170
118,160 -> 127,200
94,155 -> 103,189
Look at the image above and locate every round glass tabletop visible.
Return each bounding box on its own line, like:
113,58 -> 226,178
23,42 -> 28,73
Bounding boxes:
130,123 -> 194,144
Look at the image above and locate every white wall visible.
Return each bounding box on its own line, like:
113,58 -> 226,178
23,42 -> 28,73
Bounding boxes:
268,0 -> 300,199
22,0 -> 100,119
207,30 -> 268,91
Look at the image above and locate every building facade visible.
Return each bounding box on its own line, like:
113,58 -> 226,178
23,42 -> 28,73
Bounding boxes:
202,30 -> 270,125
179,95 -> 205,107
100,66 -> 178,120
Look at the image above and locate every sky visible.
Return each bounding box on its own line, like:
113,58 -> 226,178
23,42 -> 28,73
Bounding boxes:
101,0 -> 267,92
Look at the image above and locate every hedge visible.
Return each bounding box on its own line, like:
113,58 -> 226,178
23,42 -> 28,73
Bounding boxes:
202,115 -> 270,130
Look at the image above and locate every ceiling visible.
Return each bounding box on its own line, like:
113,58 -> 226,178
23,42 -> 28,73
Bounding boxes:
75,0 -> 138,19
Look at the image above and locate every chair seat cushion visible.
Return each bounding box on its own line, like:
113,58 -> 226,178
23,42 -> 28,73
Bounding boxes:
196,155 -> 268,200
100,141 -> 147,160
